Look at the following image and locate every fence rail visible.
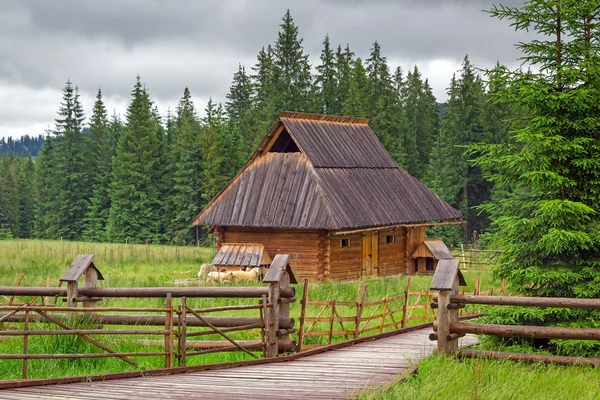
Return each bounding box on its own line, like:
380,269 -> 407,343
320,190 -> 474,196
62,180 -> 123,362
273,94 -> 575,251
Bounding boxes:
297,276 -> 505,350
454,247 -> 502,270
429,259 -> 600,366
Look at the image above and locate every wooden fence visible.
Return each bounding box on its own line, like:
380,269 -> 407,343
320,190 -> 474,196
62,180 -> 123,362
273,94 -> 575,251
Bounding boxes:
454,247 -> 502,270
0,254 -> 296,379
296,276 -> 505,351
430,259 -> 600,366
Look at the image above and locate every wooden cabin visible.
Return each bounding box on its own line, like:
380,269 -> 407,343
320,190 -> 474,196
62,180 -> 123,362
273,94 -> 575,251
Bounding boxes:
193,112 -> 461,281
411,238 -> 453,273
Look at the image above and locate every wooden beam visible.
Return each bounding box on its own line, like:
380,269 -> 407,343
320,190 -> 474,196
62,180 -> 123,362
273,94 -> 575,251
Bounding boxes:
459,350 -> 600,366
332,220 -> 463,236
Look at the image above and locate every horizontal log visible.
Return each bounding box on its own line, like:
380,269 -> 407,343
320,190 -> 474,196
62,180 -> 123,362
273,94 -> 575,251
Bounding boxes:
184,323 -> 265,338
0,352 -> 166,360
0,306 -> 168,313
0,329 -> 169,336
185,340 -> 295,356
447,332 -> 465,341
0,286 -> 295,299
459,350 -> 600,366
0,287 -> 66,296
0,313 -> 294,329
447,303 -> 465,310
450,295 -> 600,309
276,328 -> 296,337
429,333 -> 438,341
451,322 -> 600,340
305,330 -> 355,336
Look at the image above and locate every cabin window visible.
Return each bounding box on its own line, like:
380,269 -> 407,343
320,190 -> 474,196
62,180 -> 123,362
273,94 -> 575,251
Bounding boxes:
385,235 -> 394,244
426,258 -> 434,271
341,238 -> 350,248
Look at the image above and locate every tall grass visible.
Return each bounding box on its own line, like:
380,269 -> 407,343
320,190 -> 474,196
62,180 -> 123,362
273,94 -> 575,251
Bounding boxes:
367,355 -> 600,400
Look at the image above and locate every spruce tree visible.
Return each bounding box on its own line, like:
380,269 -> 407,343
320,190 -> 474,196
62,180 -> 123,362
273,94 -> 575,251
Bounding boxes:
34,134 -> 56,238
471,1 -> 600,353
226,65 -> 254,160
47,81 -> 89,240
335,45 -> 355,115
84,90 -> 115,241
272,10 -> 313,113
315,34 -> 338,115
169,88 -> 205,244
107,77 -> 164,243
342,57 -> 369,118
201,99 -> 238,204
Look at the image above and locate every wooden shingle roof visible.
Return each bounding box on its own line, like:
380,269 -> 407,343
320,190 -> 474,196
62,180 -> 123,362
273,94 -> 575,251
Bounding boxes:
193,112 -> 461,230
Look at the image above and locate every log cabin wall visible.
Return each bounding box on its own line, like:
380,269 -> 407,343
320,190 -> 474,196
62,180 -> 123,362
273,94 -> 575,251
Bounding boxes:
405,226 -> 426,275
220,227 -> 325,281
327,232 -> 363,280
377,228 -> 407,276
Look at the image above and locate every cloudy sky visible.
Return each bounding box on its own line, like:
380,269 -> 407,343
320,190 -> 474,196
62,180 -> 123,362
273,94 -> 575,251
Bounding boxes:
0,0 -> 528,139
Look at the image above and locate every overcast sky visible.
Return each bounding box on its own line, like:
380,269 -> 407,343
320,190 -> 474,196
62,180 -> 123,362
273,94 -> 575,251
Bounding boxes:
0,0 -> 528,139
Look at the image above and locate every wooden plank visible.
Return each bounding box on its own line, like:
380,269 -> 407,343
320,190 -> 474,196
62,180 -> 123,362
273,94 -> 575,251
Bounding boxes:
430,259 -> 466,290
59,254 -> 97,282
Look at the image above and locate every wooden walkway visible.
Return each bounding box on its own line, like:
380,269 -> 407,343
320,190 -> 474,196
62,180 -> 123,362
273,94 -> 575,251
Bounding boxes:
0,327 -> 477,400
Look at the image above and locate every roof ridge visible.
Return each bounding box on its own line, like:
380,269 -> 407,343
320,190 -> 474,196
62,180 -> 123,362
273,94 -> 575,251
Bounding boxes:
280,111 -> 369,125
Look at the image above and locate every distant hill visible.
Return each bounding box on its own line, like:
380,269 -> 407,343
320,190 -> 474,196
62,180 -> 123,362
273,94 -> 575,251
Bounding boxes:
0,135 -> 45,156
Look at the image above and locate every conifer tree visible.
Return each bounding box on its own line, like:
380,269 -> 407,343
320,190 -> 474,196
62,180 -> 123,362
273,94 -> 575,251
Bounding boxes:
84,90 -> 115,241
315,34 -> 338,115
272,10 -> 313,113
226,65 -> 255,159
335,45 -> 355,115
45,81 -> 89,240
342,57 -> 369,118
34,134 -> 56,237
473,0 -> 600,303
107,77 -> 164,243
169,88 -> 205,244
201,99 -> 238,204
16,157 -> 35,238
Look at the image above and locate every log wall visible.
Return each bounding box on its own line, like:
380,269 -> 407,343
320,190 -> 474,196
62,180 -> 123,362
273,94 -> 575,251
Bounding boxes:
221,227 -> 325,281
377,228 -> 407,276
327,233 -> 363,280
405,226 -> 426,275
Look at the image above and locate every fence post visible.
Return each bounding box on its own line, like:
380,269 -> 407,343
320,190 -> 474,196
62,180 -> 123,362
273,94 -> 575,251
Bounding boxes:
431,259 -> 465,354
297,280 -> 309,351
401,276 -> 411,328
354,281 -> 364,338
379,295 -> 389,333
266,278 -> 280,357
82,267 -> 98,311
328,299 -> 336,344
22,308 -> 29,379
179,297 -> 187,366
278,267 -> 292,352
165,293 -> 173,368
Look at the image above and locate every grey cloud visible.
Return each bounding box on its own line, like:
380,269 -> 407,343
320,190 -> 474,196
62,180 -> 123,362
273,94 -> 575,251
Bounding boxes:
1,0 -> 531,138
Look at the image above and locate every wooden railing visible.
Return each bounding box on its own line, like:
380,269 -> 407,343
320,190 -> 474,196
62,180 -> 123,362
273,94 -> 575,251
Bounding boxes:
296,276 -> 505,351
0,254 -> 297,379
454,247 -> 502,270
429,259 -> 600,366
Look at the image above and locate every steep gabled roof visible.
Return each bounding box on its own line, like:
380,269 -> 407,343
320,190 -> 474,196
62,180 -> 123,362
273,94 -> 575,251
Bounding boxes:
193,112 -> 461,230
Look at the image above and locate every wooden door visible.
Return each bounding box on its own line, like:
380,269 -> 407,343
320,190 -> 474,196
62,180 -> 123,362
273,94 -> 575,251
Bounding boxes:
362,232 -> 379,276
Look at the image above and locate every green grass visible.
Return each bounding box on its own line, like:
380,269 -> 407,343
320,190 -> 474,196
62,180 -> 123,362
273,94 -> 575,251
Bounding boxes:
0,239 -> 501,381
367,355 -> 600,400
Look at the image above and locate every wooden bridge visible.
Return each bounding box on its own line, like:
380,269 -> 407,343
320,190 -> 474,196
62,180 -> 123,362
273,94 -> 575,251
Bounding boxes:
0,325 -> 477,400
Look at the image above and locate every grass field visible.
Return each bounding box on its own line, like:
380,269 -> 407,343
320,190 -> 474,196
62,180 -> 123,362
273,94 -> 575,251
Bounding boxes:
367,355 -> 600,400
0,239 -> 500,381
